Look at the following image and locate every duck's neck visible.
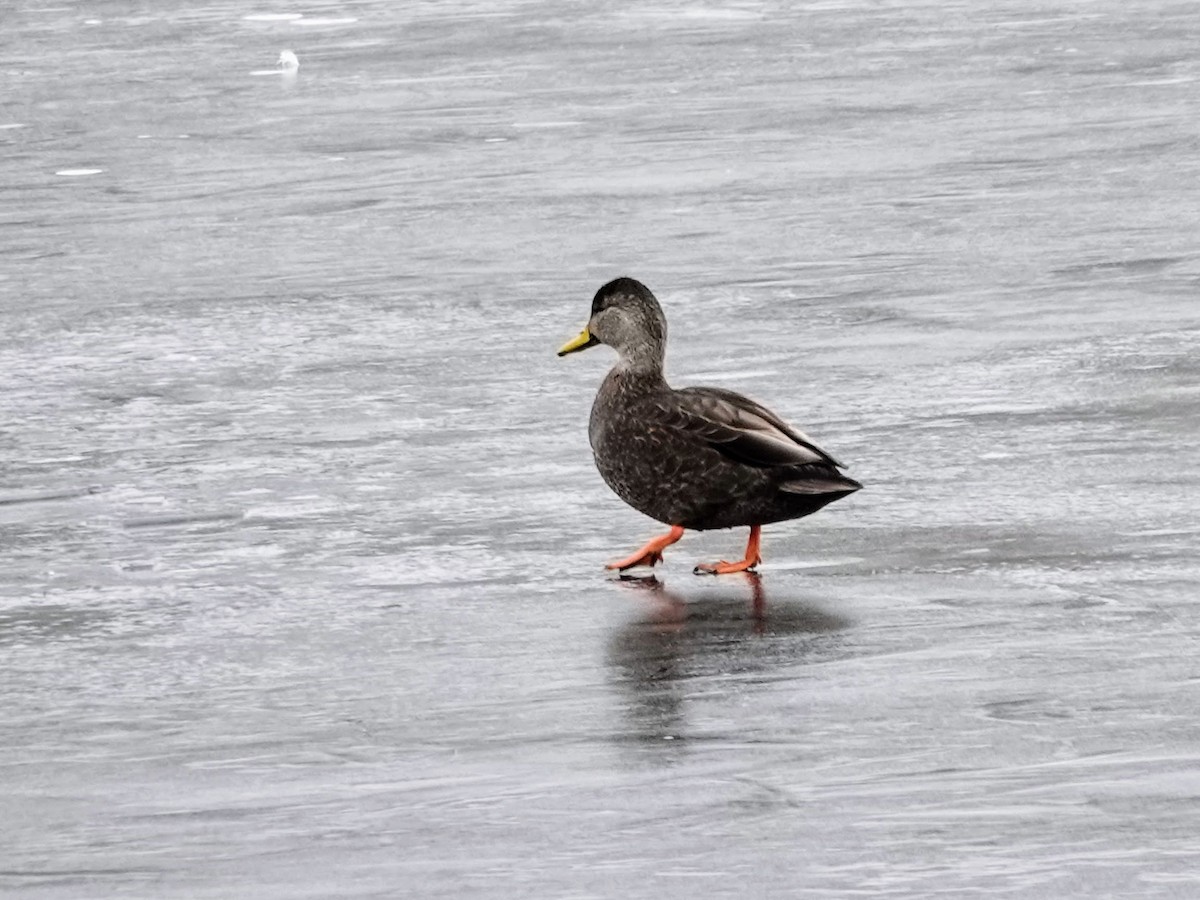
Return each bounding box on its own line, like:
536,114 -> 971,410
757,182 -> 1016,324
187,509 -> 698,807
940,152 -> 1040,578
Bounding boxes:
614,342 -> 666,381
604,355 -> 672,400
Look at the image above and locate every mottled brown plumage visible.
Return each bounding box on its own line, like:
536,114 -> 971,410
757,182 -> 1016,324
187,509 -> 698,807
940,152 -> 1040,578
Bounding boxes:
558,277 -> 860,573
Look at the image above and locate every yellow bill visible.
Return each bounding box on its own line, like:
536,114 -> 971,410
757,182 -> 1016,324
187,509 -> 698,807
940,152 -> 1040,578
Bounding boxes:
557,326 -> 599,356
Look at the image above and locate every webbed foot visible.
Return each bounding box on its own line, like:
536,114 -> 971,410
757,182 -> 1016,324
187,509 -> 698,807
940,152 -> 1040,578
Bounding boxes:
692,524 -> 762,576
605,525 -> 686,571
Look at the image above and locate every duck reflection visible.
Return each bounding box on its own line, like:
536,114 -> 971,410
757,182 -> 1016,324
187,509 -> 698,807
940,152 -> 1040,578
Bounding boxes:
606,573 -> 850,756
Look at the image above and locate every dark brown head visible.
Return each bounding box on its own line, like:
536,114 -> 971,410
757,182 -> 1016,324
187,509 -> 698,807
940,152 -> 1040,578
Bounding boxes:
557,277 -> 668,371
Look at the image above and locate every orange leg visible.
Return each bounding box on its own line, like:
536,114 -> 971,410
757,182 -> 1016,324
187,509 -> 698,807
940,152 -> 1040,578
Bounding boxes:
605,525 -> 686,571
694,525 -> 762,575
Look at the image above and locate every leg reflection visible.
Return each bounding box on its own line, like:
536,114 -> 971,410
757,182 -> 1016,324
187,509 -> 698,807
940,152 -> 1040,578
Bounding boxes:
616,574 -> 687,628
618,571 -> 770,631
745,571 -> 767,635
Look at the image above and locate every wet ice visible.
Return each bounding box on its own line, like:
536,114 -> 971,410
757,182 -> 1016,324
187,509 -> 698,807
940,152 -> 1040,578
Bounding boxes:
2,1 -> 1200,898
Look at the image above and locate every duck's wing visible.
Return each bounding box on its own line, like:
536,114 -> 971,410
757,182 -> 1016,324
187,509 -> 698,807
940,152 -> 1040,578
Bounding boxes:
663,386 -> 846,470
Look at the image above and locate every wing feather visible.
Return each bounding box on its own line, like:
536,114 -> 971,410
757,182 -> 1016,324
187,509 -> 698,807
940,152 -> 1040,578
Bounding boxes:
664,386 -> 844,470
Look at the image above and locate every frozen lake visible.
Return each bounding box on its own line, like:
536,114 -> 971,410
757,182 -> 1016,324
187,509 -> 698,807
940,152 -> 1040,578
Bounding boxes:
3,1 -> 1199,897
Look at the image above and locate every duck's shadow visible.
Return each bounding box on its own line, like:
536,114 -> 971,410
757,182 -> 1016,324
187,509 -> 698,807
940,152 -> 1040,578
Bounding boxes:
605,572 -> 852,753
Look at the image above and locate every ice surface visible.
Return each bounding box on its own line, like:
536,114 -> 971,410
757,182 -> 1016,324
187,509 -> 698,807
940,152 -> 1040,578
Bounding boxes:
2,1 -> 1199,898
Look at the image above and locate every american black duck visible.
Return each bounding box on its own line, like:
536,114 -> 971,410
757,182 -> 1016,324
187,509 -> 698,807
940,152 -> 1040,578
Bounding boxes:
558,277 -> 861,574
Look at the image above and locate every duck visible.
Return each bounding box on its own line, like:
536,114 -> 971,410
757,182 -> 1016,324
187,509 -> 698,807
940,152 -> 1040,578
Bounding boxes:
558,277 -> 861,574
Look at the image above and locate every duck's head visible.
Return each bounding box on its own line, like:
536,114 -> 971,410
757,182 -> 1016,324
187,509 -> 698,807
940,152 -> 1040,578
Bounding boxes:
558,277 -> 667,370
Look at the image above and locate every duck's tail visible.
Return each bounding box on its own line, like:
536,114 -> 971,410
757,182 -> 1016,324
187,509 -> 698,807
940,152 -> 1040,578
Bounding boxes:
778,465 -> 862,496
